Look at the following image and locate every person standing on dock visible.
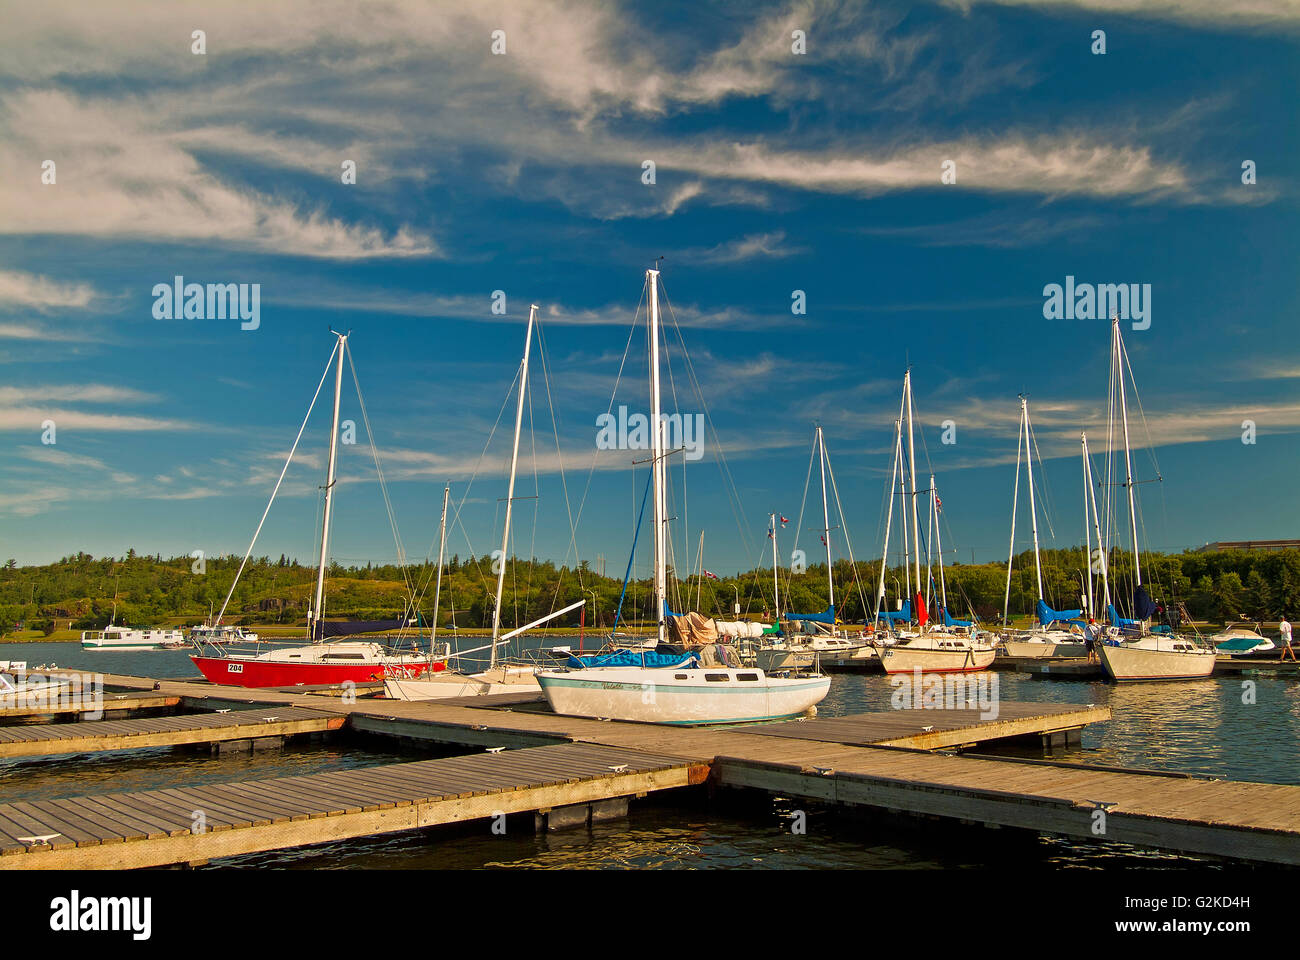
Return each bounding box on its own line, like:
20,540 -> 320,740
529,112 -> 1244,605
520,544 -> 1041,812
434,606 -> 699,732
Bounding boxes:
1280,618 -> 1295,661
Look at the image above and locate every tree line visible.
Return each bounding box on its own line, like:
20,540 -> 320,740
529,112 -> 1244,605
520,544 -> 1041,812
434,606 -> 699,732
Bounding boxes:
2,546 -> 1297,636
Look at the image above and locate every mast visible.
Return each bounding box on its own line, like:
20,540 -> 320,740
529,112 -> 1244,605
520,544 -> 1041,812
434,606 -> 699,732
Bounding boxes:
430,483 -> 450,650
904,370 -> 923,625
1022,397 -> 1044,603
770,513 -> 781,621
1083,432 -> 1110,610
932,474 -> 948,618
1081,436 -> 1093,618
816,426 -> 835,621
1003,397 -> 1023,625
311,331 -> 347,641
648,270 -> 667,645
1113,317 -> 1143,588
874,416 -> 902,623
490,304 -> 536,669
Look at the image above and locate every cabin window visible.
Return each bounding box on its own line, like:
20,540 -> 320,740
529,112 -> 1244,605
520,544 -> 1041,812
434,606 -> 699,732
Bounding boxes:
736,673 -> 759,682
323,653 -> 366,660
706,673 -> 729,682
674,674 -> 689,679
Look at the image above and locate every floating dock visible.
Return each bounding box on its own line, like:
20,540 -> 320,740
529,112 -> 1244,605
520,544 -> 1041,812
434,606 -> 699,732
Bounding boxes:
6,670 -> 1299,868
0,706 -> 344,758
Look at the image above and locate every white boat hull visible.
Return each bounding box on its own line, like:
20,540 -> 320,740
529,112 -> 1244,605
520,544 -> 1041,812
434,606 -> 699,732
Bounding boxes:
384,667 -> 539,700
1098,642 -> 1216,681
535,666 -> 830,725
1000,640 -> 1088,659
877,644 -> 996,674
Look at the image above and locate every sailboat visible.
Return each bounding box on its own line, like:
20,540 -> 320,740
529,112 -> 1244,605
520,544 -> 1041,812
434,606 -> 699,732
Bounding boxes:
535,268 -> 830,724
873,371 -> 995,674
998,396 -> 1090,659
757,428 -> 871,671
1095,317 -> 1216,682
385,307 -> 583,700
190,332 -> 436,688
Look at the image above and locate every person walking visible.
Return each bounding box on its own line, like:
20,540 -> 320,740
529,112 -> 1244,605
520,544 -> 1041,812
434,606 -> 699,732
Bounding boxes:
1280,617 -> 1295,662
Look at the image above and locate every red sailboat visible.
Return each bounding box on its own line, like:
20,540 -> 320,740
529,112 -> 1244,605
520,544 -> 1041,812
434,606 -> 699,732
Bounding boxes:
191,331 -> 441,688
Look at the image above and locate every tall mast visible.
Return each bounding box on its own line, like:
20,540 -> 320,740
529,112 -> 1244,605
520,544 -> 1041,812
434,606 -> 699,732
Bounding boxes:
817,426 -> 835,620
1083,432 -> 1110,610
770,513 -> 781,621
874,416 -> 902,623
904,370 -> 923,623
932,474 -> 948,617
430,483 -> 450,649
1022,397 -> 1044,602
1081,435 -> 1093,618
311,331 -> 347,641
490,304 -> 536,668
1114,317 -> 1142,587
1003,397 -> 1023,625
648,270 -> 667,645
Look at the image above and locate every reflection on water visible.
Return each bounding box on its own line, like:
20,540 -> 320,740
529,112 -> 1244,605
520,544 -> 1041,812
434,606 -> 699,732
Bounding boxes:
1,640 -> 1295,867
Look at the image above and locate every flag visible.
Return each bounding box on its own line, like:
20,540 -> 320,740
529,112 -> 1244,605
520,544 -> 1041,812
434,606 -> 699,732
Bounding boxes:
767,529 -> 774,540
935,496 -> 943,513
780,516 -> 789,527
819,535 -> 827,546
703,569 -> 719,581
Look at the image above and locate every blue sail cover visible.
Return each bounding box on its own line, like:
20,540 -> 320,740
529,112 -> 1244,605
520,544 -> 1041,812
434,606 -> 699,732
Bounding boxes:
1036,599 -> 1083,626
943,607 -> 974,627
1107,604 -> 1141,628
565,649 -> 698,669
1132,585 -> 1158,621
785,605 -> 835,624
875,601 -> 911,623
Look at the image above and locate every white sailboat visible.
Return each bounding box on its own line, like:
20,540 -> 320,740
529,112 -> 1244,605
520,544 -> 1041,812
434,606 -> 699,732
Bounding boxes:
873,371 -> 995,674
998,396 -> 1089,659
536,268 -> 830,724
757,428 -> 870,671
1095,317 -> 1215,682
385,306 -> 580,701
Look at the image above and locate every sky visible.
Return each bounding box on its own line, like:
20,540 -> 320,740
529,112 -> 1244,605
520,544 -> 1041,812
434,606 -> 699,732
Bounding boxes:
1,0 -> 1297,580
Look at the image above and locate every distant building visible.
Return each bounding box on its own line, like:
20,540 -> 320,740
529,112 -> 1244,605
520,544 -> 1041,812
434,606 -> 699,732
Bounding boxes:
1196,539 -> 1300,553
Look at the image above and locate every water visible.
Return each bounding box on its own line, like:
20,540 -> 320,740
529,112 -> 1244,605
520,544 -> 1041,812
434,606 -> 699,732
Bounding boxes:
2,640 -> 1296,867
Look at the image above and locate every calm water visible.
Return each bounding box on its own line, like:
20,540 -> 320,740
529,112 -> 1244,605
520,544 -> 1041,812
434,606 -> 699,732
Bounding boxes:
3,640 -> 1297,868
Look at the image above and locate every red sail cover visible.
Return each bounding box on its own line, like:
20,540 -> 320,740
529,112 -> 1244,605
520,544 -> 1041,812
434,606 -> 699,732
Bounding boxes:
915,593 -> 928,626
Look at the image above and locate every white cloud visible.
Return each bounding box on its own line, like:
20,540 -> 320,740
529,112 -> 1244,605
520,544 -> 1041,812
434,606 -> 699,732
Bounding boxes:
0,270 -> 98,310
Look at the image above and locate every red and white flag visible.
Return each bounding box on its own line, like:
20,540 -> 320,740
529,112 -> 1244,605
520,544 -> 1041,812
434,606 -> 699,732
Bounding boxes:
703,569 -> 719,581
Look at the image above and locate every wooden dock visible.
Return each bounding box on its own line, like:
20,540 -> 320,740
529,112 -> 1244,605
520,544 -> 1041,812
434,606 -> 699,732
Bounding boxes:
0,743 -> 706,869
0,706 -> 344,758
0,691 -> 181,721
14,670 -> 1300,867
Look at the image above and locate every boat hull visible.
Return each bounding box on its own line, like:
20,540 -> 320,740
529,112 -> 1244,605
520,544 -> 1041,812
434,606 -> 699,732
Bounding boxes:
535,667 -> 830,725
191,653 -> 439,688
1098,643 -> 1216,682
1000,640 -> 1088,659
877,644 -> 996,674
384,668 -> 539,700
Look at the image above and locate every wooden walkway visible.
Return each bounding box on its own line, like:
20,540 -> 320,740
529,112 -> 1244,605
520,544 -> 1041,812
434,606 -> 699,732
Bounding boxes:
0,691 -> 180,721
23,670 -> 1300,866
0,742 -> 705,869
0,706 -> 343,758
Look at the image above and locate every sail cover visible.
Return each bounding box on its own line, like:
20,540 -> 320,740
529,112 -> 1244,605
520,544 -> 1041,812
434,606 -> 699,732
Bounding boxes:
1036,599 -> 1083,626
1132,585 -> 1158,621
565,649 -> 697,669
785,605 -> 835,624
875,601 -> 911,623
667,611 -> 719,647
316,619 -> 407,639
943,607 -> 974,627
1107,604 -> 1141,628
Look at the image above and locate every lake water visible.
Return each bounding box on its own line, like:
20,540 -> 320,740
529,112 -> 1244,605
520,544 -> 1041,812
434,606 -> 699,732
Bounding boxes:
3,640 -> 1296,868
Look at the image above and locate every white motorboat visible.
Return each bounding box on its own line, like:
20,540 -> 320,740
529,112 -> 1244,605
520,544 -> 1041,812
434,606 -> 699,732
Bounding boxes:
1210,623 -> 1276,657
535,268 -> 830,725
81,624 -> 187,651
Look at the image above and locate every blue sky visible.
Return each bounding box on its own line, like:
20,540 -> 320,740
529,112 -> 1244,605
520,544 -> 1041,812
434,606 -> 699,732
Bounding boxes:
2,0 -> 1297,578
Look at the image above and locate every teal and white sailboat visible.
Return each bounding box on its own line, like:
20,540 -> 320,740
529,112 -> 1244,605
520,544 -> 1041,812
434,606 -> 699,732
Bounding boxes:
536,268 -> 830,724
